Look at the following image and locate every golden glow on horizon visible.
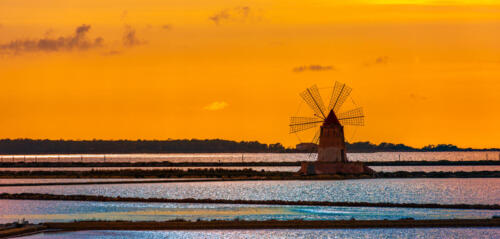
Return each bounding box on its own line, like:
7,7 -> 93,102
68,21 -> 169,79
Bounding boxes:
0,0 -> 499,148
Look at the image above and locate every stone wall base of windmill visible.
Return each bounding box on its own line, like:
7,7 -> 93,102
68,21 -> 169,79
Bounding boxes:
298,161 -> 374,175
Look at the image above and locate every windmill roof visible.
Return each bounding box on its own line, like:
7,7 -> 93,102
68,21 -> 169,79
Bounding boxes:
324,110 -> 341,126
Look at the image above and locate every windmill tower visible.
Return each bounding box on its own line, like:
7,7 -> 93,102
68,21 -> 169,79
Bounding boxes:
290,81 -> 373,175
318,109 -> 348,163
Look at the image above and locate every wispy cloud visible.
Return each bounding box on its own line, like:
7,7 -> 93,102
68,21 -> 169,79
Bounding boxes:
120,10 -> 128,21
364,56 -> 389,67
410,93 -> 427,101
293,65 -> 335,73
204,101 -> 229,111
161,24 -> 172,30
0,24 -> 103,55
102,50 -> 121,56
122,25 -> 145,47
209,6 -> 255,25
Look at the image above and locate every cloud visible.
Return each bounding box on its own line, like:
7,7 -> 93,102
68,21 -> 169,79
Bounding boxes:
410,93 -> 427,101
209,6 -> 254,25
120,10 -> 128,21
364,56 -> 389,67
293,65 -> 335,73
0,24 -> 103,55
102,50 -> 121,56
44,28 -> 55,37
204,101 -> 228,111
161,24 -> 172,30
375,56 -> 389,64
122,25 -> 145,47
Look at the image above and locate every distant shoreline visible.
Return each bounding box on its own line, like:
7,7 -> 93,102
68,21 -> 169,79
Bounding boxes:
0,139 -> 498,154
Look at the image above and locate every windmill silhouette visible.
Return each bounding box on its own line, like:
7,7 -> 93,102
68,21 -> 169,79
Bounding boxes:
290,81 -> 371,174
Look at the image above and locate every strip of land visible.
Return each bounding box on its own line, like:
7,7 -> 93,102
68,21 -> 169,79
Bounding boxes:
0,168 -> 499,179
0,178 -> 227,187
1,193 -> 499,210
35,218 -> 500,230
0,224 -> 46,238
1,160 -> 499,168
2,218 -> 499,238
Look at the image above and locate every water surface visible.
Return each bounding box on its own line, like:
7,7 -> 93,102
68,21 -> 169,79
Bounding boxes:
20,228 -> 500,239
1,179 -> 498,205
1,199 -> 499,224
2,151 -> 498,163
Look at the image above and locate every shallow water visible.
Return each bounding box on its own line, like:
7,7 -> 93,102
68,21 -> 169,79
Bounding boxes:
1,199 -> 499,223
20,228 -> 500,239
0,178 -> 211,184
2,151 -> 499,163
1,179 -> 498,205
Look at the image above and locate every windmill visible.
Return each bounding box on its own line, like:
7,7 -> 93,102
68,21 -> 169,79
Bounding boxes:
290,81 -> 369,174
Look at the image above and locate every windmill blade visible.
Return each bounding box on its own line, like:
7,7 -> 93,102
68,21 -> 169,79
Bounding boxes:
289,117 -> 323,134
338,107 -> 364,126
312,128 -> 321,145
300,85 -> 327,119
328,81 -> 352,113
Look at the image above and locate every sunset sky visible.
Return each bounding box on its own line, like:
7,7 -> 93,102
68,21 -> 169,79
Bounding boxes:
1,0 -> 499,148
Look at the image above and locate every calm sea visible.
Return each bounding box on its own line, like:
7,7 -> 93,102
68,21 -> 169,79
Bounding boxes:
1,199 -> 499,224
18,228 -> 500,239
1,179 -> 498,204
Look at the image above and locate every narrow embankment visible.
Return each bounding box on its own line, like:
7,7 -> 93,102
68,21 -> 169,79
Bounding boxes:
43,218 -> 500,230
3,219 -> 499,238
1,168 -> 499,179
0,225 -> 46,238
0,178 -> 225,187
1,193 -> 499,210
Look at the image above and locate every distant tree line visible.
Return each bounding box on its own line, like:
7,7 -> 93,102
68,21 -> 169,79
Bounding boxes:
0,139 -> 288,154
346,141 -> 499,152
0,139 -> 497,154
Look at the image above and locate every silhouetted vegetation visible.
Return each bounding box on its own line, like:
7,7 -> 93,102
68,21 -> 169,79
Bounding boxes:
0,139 -> 288,154
0,139 -> 498,154
346,141 -> 499,152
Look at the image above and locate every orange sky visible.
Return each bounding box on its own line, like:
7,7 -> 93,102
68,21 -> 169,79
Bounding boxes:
0,0 -> 499,148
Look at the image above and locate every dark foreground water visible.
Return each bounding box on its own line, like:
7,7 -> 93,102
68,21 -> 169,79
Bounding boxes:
1,178 -> 498,205
20,228 -> 500,239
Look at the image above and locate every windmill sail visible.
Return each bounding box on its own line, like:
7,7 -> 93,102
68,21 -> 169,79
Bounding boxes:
292,82 -> 364,149
328,81 -> 352,113
338,107 -> 364,126
300,85 -> 327,119
289,117 -> 323,133
312,128 -> 321,144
